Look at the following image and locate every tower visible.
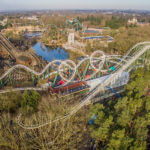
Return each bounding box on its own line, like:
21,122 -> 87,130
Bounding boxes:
68,32 -> 75,45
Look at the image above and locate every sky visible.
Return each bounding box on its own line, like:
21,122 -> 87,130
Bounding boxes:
0,0 -> 150,11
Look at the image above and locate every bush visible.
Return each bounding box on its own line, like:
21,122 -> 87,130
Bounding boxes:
21,90 -> 41,115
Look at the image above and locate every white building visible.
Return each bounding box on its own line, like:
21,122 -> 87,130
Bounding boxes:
21,16 -> 38,21
68,32 -> 75,45
128,17 -> 138,25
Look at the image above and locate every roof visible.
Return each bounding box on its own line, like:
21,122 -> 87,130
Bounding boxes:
84,30 -> 99,34
83,36 -> 113,40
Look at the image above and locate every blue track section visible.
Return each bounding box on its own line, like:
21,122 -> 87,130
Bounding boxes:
88,115 -> 97,125
106,86 -> 121,98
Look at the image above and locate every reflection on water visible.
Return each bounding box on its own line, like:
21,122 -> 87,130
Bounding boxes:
32,42 -> 69,62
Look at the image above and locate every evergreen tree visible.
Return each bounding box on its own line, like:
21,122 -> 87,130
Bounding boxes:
88,68 -> 150,149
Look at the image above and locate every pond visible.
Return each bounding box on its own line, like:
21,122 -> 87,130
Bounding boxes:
32,42 -> 69,62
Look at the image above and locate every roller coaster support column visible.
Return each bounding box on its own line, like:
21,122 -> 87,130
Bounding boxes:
146,51 -> 150,70
144,51 -> 150,65
76,69 -> 82,81
76,22 -> 79,31
32,73 -> 35,83
105,59 -> 110,73
98,71 -> 101,78
0,80 -> 3,88
42,74 -> 45,79
82,61 -> 90,80
9,73 -> 13,85
47,68 -> 50,75
53,72 -> 59,87
67,66 -> 71,77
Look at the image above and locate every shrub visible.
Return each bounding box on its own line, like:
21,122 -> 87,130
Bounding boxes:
21,90 -> 41,115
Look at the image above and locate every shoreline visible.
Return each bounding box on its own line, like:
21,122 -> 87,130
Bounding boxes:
32,41 -> 86,62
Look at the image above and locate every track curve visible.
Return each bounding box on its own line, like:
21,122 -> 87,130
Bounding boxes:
16,42 -> 150,129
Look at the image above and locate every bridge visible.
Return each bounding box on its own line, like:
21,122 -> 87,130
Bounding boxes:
0,41 -> 150,129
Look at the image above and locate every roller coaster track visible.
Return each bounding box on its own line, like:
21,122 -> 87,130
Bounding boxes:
0,60 -> 62,81
29,51 -> 46,68
0,50 -> 130,94
15,42 -> 150,129
0,39 -> 15,59
0,42 -> 148,84
0,87 -> 44,94
0,33 -> 46,68
0,32 -> 16,60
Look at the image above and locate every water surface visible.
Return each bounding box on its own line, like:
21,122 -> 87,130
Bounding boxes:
32,42 -> 69,62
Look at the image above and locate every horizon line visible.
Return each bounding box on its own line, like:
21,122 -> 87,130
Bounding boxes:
0,8 -> 150,12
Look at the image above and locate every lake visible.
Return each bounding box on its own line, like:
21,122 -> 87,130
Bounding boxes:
32,42 -> 69,62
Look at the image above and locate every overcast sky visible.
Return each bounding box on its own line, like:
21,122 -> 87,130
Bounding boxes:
0,0 -> 150,10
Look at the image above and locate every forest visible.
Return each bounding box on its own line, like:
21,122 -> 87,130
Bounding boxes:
88,68 -> 150,149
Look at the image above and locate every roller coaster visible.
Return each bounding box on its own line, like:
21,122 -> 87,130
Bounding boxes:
66,18 -> 85,31
0,32 -> 16,60
0,40 -> 150,129
0,50 -> 131,94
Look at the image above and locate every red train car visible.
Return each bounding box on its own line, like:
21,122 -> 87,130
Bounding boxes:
50,81 -> 89,95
